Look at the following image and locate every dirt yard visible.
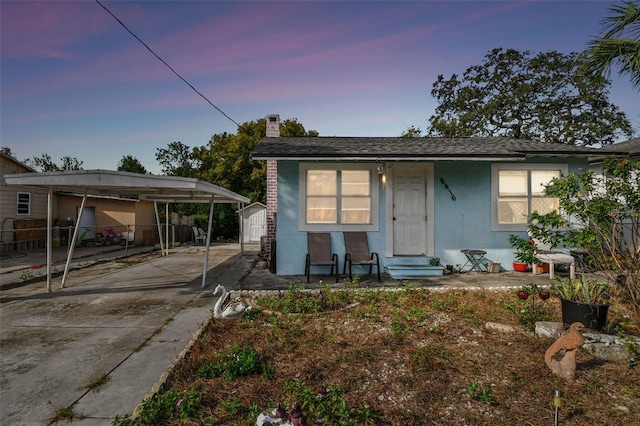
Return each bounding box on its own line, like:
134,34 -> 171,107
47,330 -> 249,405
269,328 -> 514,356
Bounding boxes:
127,283 -> 640,426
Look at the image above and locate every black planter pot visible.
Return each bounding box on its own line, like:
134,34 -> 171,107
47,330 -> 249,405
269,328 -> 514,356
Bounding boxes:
560,298 -> 610,331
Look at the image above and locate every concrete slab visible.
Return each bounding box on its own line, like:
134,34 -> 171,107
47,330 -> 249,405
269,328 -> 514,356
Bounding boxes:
150,307 -> 212,343
75,340 -> 189,420
0,245 -> 247,425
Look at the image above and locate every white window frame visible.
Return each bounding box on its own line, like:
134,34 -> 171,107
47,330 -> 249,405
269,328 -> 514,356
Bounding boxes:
491,163 -> 567,231
17,192 -> 31,215
299,163 -> 379,232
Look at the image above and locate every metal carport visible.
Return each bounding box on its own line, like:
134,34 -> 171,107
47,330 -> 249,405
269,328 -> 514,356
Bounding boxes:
3,170 -> 250,292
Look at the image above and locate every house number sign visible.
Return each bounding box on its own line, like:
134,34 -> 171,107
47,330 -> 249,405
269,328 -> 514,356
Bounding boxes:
439,177 -> 457,201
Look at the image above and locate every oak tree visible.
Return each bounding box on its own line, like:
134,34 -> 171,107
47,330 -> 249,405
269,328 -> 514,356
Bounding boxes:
427,48 -> 633,146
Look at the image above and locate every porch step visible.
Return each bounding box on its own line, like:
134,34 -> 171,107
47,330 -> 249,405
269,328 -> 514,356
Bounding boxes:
384,264 -> 444,279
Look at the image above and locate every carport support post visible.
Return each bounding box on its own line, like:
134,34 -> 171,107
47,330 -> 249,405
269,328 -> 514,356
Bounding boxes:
61,193 -> 87,288
165,203 -> 169,256
238,202 -> 245,255
154,202 -> 165,256
201,195 -> 215,288
46,186 -> 53,292
124,224 -> 130,256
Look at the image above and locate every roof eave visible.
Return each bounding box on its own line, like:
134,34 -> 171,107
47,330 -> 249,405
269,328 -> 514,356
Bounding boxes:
254,150 -> 624,162
252,154 -> 590,161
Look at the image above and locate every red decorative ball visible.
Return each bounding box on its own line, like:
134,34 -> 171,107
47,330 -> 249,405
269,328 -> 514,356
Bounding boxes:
517,290 -> 529,300
538,290 -> 550,300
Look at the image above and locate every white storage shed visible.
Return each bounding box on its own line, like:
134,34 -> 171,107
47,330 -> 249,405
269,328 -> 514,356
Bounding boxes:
241,202 -> 267,243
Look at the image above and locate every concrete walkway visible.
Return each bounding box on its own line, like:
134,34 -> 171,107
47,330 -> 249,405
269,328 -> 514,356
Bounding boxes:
0,243 -> 555,425
0,244 -> 256,426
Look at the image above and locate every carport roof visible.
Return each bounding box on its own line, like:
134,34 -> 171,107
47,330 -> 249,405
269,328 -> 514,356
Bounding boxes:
3,169 -> 250,204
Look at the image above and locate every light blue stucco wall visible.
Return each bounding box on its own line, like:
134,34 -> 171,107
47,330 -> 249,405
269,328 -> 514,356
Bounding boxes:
433,161 -> 495,269
274,158 -> 588,276
275,161 -> 385,276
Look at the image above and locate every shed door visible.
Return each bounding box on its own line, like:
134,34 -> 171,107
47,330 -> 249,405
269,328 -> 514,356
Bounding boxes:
393,168 -> 426,255
248,209 -> 266,242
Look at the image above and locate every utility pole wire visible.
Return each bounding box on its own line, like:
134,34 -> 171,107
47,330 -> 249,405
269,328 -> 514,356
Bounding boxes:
95,0 -> 241,128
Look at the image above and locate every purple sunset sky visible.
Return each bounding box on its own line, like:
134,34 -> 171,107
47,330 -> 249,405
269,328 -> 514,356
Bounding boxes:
1,1 -> 638,174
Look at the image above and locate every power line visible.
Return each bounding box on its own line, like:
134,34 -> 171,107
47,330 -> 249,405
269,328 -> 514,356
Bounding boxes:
95,0 -> 241,128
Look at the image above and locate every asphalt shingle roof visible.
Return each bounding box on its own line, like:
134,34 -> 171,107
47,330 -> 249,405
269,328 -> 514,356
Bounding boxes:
252,136 -> 623,160
606,138 -> 640,155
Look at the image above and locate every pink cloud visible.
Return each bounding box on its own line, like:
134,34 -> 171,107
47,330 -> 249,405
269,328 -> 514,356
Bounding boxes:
1,1 -> 111,59
1,0 -> 600,130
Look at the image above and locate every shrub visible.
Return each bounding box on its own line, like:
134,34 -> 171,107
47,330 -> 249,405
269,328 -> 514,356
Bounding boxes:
529,156 -> 639,323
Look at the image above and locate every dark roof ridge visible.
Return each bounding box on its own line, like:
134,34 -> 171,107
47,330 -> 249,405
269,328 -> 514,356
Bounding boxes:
253,136 -> 627,159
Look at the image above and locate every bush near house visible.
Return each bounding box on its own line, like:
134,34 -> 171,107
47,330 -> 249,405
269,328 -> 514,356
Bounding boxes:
529,156 -> 640,323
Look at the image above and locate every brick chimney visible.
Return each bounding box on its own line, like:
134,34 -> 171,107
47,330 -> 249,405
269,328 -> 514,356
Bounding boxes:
265,114 -> 279,263
266,114 -> 280,137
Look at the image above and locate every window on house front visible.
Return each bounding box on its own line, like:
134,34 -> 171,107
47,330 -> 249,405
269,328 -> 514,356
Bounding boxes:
300,164 -> 379,231
492,164 -> 566,231
17,192 -> 31,215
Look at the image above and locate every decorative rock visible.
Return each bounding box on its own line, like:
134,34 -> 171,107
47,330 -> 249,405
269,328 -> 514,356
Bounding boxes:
583,332 -> 633,346
583,342 -> 634,363
535,321 -> 564,338
544,322 -> 585,383
485,322 -> 516,333
538,325 -> 639,364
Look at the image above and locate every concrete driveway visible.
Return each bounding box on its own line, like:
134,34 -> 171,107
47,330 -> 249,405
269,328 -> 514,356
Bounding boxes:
0,244 -> 256,425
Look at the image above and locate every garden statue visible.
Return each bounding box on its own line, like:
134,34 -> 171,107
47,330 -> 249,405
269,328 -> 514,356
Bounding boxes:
213,284 -> 248,319
289,402 -> 309,426
544,322 -> 585,383
256,402 -> 307,426
256,404 -> 287,425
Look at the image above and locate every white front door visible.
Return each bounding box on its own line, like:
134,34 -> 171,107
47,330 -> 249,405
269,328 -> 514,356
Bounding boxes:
393,167 -> 427,255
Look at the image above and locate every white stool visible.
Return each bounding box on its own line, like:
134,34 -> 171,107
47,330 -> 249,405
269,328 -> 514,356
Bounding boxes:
534,252 -> 576,279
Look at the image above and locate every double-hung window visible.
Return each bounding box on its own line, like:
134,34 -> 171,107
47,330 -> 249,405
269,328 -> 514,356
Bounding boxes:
17,192 -> 31,215
491,164 -> 566,231
300,164 -> 379,231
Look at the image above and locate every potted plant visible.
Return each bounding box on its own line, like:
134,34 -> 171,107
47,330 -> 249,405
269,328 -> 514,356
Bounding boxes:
508,234 -> 540,272
553,276 -> 611,331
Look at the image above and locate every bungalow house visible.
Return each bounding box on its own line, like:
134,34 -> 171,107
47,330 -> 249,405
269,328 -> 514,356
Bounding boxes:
252,115 -> 625,279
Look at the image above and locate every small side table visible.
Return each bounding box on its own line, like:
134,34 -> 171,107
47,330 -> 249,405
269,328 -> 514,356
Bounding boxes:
460,249 -> 488,273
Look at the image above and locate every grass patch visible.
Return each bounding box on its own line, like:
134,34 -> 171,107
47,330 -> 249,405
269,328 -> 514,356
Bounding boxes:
48,403 -> 84,425
85,373 -> 110,392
